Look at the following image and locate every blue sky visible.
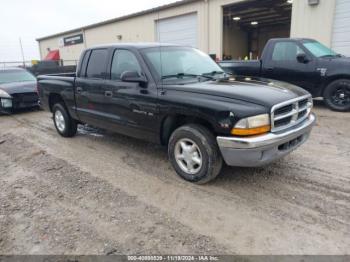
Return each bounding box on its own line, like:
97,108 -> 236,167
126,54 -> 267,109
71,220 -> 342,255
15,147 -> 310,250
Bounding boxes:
0,0 -> 177,62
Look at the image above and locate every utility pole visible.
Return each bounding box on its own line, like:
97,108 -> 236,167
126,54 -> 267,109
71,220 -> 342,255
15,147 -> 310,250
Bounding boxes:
19,38 -> 25,68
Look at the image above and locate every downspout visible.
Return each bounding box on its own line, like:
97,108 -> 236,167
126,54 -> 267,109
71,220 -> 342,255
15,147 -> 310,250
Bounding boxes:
205,0 -> 210,54
82,29 -> 87,49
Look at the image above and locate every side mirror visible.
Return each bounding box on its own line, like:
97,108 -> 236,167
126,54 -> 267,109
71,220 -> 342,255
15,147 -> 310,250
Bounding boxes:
297,53 -> 309,64
120,71 -> 148,86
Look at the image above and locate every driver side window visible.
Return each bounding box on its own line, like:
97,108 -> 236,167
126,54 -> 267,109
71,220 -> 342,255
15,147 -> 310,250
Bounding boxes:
111,49 -> 142,80
272,42 -> 305,62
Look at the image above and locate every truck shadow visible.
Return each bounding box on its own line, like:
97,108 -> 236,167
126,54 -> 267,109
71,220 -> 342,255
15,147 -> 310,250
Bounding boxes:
77,124 -> 284,186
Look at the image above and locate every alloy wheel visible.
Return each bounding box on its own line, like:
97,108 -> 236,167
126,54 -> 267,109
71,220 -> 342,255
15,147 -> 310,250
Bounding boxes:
174,138 -> 203,175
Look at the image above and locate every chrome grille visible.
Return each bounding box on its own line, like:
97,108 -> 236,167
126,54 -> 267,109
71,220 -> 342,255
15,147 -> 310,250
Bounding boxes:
271,95 -> 313,132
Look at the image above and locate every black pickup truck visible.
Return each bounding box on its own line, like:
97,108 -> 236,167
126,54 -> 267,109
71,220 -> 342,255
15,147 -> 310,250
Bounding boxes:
219,38 -> 350,112
38,44 -> 316,184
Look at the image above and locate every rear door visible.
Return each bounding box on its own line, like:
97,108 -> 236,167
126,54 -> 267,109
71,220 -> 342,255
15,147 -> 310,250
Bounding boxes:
262,41 -> 318,90
75,48 -> 109,127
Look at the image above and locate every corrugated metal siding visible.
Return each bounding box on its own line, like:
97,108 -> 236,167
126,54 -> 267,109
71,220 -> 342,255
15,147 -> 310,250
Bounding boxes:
332,0 -> 350,56
156,13 -> 198,47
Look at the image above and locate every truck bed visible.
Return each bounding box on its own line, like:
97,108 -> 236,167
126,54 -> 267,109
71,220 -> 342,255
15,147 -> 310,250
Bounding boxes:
37,73 -> 77,117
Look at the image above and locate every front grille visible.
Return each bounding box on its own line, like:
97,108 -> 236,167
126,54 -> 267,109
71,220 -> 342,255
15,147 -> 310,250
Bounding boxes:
12,92 -> 39,108
298,99 -> 308,108
274,104 -> 293,116
271,95 -> 313,132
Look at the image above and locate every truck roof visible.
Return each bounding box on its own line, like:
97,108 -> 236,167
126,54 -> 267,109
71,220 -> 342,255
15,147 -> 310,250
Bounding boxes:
268,38 -> 316,42
87,42 -> 184,50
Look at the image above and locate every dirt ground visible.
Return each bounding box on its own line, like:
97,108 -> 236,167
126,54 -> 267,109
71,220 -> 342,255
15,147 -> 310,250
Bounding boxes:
0,102 -> 349,255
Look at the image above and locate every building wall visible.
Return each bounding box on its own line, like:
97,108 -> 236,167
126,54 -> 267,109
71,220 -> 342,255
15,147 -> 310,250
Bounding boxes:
38,0 -> 337,62
291,0 -> 336,46
38,1 -> 210,61
38,0 -> 246,61
38,31 -> 85,64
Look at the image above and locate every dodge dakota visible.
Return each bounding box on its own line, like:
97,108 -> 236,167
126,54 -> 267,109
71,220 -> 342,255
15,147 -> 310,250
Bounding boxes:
219,38 -> 350,112
38,43 -> 316,184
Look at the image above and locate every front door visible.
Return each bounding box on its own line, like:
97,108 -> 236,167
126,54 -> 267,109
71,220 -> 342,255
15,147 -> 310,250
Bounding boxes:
103,49 -> 159,142
262,41 -> 318,90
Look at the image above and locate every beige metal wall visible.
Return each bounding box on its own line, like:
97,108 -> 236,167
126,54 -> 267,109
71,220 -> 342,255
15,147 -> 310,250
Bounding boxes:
38,31 -> 85,64
38,0 -> 336,61
291,0 -> 336,46
38,0 -> 245,61
38,1 -> 210,61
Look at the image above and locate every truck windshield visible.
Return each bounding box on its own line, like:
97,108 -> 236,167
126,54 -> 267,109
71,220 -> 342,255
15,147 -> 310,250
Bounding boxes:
141,47 -> 225,82
303,41 -> 339,58
0,69 -> 36,84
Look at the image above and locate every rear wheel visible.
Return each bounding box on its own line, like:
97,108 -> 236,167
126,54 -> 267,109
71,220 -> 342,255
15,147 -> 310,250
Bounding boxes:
52,103 -> 77,137
168,124 -> 223,184
324,79 -> 350,112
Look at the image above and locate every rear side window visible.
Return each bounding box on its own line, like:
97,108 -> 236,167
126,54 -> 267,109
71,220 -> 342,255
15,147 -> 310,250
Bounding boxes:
79,50 -> 90,77
111,49 -> 141,80
86,49 -> 108,78
272,42 -> 305,61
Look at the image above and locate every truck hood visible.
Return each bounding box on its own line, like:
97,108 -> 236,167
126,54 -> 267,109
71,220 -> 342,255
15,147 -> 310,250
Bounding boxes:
0,81 -> 37,95
166,76 -> 310,108
320,56 -> 350,67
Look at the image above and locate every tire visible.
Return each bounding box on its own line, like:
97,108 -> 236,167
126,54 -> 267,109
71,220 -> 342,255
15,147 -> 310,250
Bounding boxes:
323,79 -> 350,112
168,124 -> 223,184
52,103 -> 77,137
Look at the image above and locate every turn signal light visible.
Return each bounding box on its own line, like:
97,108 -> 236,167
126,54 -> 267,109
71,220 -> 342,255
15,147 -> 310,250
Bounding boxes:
231,125 -> 271,136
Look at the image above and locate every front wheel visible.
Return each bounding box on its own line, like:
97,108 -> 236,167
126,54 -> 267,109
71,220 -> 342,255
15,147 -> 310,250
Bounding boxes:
323,79 -> 350,112
52,103 -> 77,137
168,124 -> 223,184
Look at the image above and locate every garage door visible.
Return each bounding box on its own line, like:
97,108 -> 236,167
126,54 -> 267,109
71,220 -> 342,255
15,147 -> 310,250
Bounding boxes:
332,0 -> 350,56
156,13 -> 198,47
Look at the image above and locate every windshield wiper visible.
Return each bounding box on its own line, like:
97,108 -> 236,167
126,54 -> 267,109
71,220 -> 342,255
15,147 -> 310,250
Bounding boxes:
202,71 -> 229,80
202,71 -> 225,76
320,54 -> 339,58
161,73 -> 214,80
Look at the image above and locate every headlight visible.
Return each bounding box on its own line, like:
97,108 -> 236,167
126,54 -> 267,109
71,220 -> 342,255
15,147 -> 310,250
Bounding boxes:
1,98 -> 13,108
0,89 -> 11,98
231,114 -> 271,136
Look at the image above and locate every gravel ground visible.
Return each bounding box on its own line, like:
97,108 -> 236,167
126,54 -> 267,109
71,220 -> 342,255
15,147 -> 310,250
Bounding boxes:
0,102 -> 349,255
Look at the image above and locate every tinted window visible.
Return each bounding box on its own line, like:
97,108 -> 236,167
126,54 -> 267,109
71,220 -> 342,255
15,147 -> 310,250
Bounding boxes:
79,50 -> 91,77
142,47 -> 223,79
272,42 -> 305,61
303,41 -> 338,58
111,50 -> 141,80
86,49 -> 108,78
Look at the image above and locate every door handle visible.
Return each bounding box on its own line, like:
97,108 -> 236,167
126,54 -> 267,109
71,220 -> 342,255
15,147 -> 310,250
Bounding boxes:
76,87 -> 83,93
266,67 -> 274,72
105,91 -> 113,97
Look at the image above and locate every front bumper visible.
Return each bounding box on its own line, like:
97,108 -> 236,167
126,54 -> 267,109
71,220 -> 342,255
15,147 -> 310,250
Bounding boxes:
217,113 -> 316,167
0,93 -> 39,114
